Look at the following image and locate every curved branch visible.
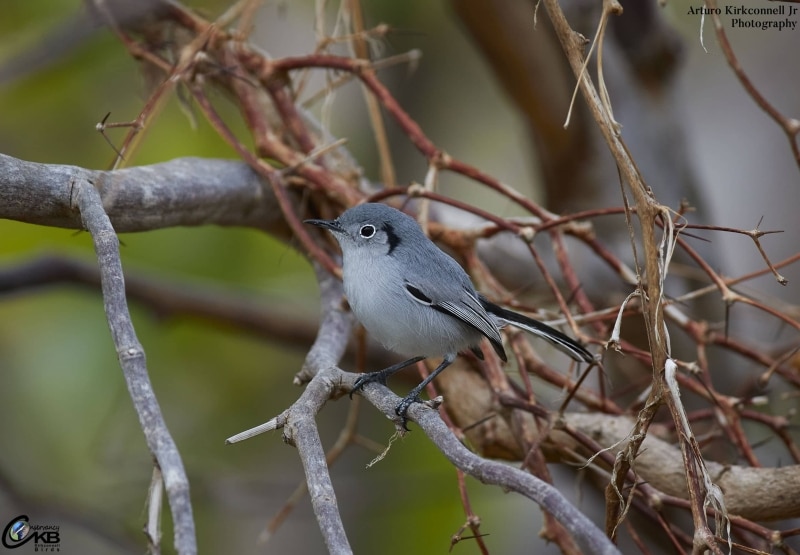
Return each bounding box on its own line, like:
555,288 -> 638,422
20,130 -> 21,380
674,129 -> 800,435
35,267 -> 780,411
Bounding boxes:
0,254 -> 319,348
409,404 -> 620,554
246,363 -> 620,554
74,179 -> 196,554
341,377 -> 621,554
555,413 -> 800,523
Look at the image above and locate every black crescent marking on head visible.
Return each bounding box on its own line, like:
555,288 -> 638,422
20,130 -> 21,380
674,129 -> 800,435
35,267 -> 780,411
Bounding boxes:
383,222 -> 401,255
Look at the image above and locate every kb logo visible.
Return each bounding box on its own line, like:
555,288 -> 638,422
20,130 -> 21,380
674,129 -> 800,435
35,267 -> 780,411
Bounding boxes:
2,515 -> 61,551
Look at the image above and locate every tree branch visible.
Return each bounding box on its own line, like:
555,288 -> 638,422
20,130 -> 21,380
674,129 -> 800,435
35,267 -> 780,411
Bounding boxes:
0,154 -> 283,234
74,178 -> 196,554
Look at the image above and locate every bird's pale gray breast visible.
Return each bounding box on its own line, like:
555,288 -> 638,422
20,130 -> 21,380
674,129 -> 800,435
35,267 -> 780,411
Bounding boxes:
342,248 -> 481,357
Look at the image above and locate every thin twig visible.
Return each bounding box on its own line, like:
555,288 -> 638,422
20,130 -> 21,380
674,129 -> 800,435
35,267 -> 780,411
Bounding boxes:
704,0 -> 800,170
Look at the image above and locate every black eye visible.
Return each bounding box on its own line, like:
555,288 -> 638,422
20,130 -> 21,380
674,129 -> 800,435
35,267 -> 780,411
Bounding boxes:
359,224 -> 376,238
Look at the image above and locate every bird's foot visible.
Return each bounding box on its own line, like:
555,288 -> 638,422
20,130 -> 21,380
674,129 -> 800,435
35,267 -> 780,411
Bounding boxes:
394,394 -> 443,431
349,370 -> 389,399
394,393 -> 422,431
395,394 -> 421,418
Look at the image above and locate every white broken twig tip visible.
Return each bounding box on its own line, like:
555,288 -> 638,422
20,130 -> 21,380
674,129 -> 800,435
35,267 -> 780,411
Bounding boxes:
605,288 -> 640,350
225,417 -> 280,444
427,395 -> 444,409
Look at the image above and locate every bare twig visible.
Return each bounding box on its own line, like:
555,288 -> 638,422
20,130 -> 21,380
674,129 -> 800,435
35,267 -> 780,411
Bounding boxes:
683,221 -> 787,285
405,395 -> 620,554
704,0 -> 800,171
74,178 -> 197,555
344,0 -> 397,189
145,467 -> 164,555
5,1 -> 800,553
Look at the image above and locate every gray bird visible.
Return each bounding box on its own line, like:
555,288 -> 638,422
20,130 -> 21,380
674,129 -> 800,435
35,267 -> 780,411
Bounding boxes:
305,203 -> 592,423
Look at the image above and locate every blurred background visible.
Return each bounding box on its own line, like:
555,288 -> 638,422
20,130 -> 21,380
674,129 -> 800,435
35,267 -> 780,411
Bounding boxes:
0,0 -> 798,553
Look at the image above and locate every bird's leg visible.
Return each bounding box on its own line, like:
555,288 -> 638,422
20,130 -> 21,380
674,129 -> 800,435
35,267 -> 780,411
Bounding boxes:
394,354 -> 455,426
349,356 -> 426,398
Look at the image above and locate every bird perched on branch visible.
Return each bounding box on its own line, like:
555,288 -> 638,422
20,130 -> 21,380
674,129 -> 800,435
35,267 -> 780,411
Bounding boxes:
306,203 -> 593,425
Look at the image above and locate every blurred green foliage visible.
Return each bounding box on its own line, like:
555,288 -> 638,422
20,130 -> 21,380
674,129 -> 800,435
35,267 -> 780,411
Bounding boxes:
0,1 -> 546,554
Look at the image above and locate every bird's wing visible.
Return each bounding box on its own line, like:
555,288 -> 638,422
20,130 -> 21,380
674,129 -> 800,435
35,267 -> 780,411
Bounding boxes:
405,282 -> 507,361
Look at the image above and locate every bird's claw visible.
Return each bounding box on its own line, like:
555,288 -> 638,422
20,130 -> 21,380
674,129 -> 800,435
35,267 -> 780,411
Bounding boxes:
394,395 -> 419,417
349,371 -> 388,399
394,394 -> 422,431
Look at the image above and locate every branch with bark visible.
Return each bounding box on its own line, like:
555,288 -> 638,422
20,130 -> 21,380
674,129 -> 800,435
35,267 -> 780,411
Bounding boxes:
2,0 -> 800,554
1,147 -> 798,553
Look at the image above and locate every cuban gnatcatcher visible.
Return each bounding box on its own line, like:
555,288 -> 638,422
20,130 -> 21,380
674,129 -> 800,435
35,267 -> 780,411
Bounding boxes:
305,203 -> 593,422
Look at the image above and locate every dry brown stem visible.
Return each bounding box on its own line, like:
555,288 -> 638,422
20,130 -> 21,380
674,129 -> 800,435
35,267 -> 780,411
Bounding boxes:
2,0 -> 799,553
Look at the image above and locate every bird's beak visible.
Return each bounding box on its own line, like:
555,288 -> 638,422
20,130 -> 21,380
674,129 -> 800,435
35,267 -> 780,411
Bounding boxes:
304,218 -> 343,233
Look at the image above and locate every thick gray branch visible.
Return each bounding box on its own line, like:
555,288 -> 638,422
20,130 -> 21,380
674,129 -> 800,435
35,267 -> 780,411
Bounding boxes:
558,413 -> 800,522
0,153 -> 283,233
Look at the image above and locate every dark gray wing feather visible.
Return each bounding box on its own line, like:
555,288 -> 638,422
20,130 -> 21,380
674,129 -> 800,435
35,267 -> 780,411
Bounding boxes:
405,282 -> 507,361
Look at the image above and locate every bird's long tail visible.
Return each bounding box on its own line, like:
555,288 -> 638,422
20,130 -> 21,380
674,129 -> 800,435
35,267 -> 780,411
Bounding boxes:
480,298 -> 593,363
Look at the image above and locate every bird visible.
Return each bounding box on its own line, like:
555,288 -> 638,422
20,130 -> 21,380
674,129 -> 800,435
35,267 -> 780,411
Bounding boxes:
305,203 -> 593,423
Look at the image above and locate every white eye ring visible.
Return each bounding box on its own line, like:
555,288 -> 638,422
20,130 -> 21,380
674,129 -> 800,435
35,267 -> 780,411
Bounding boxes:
359,224 -> 376,238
